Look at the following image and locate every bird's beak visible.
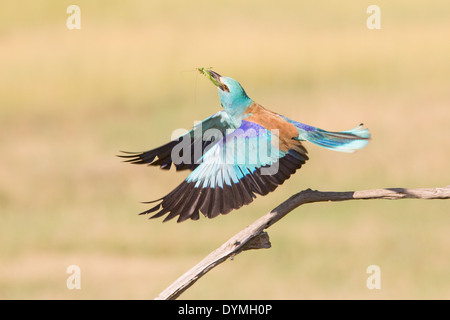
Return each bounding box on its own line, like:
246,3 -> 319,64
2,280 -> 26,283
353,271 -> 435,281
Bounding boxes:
197,68 -> 230,92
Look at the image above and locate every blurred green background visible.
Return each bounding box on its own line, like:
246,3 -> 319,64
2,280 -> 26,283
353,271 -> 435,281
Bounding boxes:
1,0 -> 449,299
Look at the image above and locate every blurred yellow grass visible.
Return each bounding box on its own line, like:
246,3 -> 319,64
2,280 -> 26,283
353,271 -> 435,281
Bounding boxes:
1,0 -> 449,299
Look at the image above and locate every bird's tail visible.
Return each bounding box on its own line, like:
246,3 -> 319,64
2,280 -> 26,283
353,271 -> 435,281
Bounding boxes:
285,116 -> 370,153
301,124 -> 370,153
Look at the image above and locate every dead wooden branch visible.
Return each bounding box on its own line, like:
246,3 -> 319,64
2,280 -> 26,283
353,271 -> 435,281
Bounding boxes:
154,185 -> 450,300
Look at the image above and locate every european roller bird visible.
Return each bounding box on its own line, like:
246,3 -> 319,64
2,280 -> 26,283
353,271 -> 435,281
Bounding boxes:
120,69 -> 370,222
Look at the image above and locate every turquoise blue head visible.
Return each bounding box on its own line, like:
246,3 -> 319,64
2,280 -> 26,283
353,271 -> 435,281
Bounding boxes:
199,68 -> 253,116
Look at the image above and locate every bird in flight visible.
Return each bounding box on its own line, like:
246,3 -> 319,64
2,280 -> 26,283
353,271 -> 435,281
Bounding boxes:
120,68 -> 370,222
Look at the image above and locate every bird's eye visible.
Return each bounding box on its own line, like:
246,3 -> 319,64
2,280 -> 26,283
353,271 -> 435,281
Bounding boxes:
221,84 -> 230,92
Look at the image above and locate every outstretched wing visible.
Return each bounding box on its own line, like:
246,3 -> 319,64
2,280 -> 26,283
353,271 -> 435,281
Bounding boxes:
119,111 -> 235,171
142,120 -> 309,222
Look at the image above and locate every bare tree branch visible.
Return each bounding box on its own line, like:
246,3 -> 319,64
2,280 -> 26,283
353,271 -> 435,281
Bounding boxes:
154,186 -> 450,300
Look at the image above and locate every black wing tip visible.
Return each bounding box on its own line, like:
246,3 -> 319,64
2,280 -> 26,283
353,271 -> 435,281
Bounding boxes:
138,203 -> 161,216
138,181 -> 256,223
117,150 -> 143,158
118,150 -> 140,155
116,151 -> 152,164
